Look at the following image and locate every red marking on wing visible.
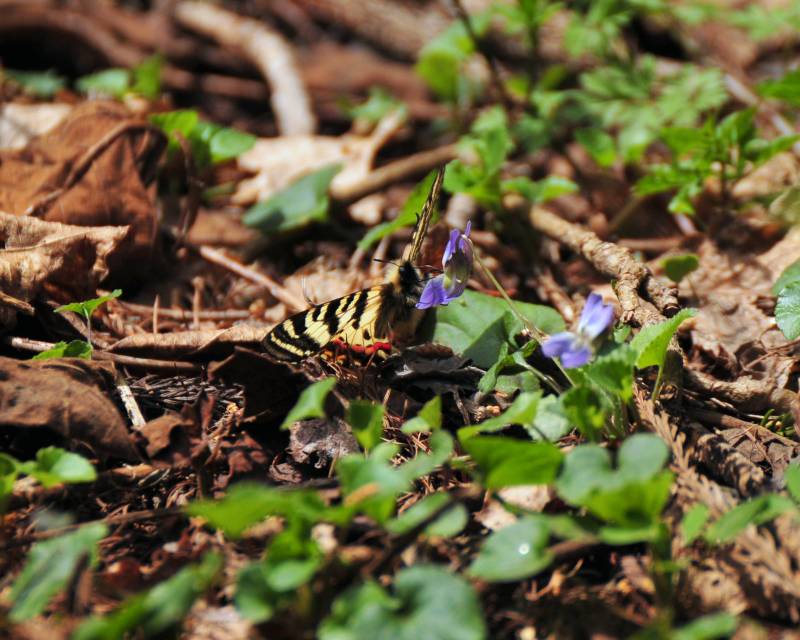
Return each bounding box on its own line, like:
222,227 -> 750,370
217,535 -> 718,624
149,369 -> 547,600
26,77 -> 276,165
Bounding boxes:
331,338 -> 392,354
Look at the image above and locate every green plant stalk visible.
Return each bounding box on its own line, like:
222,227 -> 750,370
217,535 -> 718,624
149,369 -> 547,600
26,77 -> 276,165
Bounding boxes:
473,249 -> 569,393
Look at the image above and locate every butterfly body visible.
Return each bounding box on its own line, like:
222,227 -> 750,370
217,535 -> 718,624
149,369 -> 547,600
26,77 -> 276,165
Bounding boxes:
262,169 -> 443,364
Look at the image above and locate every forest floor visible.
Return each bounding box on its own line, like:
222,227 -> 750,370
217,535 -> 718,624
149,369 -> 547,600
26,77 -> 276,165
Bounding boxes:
2,1 -> 800,639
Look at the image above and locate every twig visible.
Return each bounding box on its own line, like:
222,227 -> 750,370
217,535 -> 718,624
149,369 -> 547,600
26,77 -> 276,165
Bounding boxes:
194,244 -> 306,311
523,202 -> 680,326
174,1 -> 316,135
119,300 -> 251,321
5,336 -> 201,373
1,507 -> 184,549
115,372 -> 147,430
0,290 -> 34,315
330,144 -> 458,203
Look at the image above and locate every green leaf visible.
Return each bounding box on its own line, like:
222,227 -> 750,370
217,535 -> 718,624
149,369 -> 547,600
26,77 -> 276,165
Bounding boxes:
74,553 -> 222,640
337,444 -> 408,523
584,471 -> 674,528
398,430 -> 454,481
387,492 -> 466,538
3,69 -> 66,97
401,396 -> 442,434
662,253 -> 699,283
279,377 -> 337,430
131,54 -> 163,99
56,289 -> 122,320
76,68 -> 131,97
556,437 -> 673,529
31,340 -> 92,360
415,16 -> 489,103
359,171 -> 439,251
19,447 -> 96,488
319,565 -> 486,640
10,522 -> 107,622
575,128 -> 617,167
186,483 -> 332,538
555,444 -> 612,505
630,309 -> 697,370
617,434 -> 670,482
526,394 -> 572,442
346,87 -> 407,125
207,125 -> 257,164
583,345 -> 636,402
501,176 -> 578,204
150,109 -> 199,141
785,464 -> 800,503
758,69 -> 800,106
776,282 -> 800,340
459,391 -> 541,438
348,401 -> 384,452
704,494 -> 796,543
772,258 -> 800,295
424,290 -> 563,369
673,612 -> 738,640
680,503 -> 710,544
235,526 -> 324,622
561,384 -> 608,438
243,165 -> 342,234
468,516 -> 553,582
461,436 -> 563,489
236,553 -> 322,622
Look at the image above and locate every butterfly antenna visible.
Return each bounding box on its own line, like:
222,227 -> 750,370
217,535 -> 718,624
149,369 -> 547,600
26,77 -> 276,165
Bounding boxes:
404,166 -> 445,264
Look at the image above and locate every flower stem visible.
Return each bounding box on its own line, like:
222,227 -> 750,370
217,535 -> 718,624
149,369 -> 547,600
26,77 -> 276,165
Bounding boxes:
474,249 -> 571,391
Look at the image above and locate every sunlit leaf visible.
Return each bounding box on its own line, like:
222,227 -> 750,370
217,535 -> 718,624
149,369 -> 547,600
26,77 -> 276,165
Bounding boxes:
468,516 -> 553,582
319,565 -> 486,640
348,401 -> 384,452
279,378 -> 337,430
10,523 -> 107,622
244,165 -> 341,234
31,340 -> 92,360
461,436 -> 563,489
74,553 -> 222,639
776,282 -> 800,340
56,289 -> 122,320
630,309 -> 697,370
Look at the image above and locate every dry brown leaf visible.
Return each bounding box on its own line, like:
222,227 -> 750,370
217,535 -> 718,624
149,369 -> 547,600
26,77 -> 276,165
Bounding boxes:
0,100 -> 165,272
109,325 -> 265,358
0,357 -> 139,460
0,102 -> 72,150
232,109 -> 405,205
0,211 -> 128,329
675,229 -> 800,387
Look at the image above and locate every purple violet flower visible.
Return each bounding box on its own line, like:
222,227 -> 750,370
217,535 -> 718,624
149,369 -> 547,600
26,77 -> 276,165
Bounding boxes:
541,293 -> 615,368
417,222 -> 473,309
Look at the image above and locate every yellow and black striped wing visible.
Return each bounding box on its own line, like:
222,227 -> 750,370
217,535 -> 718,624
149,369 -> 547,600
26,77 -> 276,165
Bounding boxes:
263,285 -> 393,363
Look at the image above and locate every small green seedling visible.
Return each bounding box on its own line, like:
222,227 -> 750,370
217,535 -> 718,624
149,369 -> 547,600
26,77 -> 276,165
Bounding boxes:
53,289 -> 122,355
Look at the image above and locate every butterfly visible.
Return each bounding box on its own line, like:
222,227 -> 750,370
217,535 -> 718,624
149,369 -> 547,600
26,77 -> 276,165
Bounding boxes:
262,168 -> 444,363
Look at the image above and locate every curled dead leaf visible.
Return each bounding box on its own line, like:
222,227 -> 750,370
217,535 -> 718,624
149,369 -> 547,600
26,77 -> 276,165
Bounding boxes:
0,356 -> 140,461
0,101 -> 165,274
0,211 -> 128,329
108,324 -> 266,359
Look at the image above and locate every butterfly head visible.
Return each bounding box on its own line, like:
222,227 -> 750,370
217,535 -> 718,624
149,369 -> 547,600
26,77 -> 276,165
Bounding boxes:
392,259 -> 424,304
